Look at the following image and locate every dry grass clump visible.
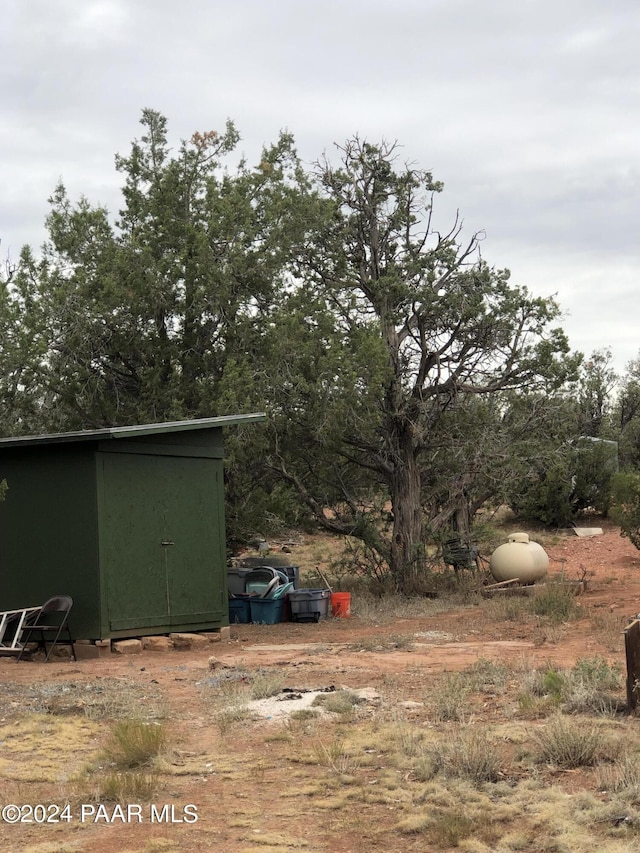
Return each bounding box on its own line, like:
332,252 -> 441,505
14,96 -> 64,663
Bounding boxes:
349,590 -> 476,625
596,751 -> 640,799
0,714 -> 102,783
312,689 -> 363,716
200,666 -> 287,731
483,594 -> 534,623
532,581 -> 580,622
102,719 -> 168,770
590,609 -> 628,653
533,715 -> 608,769
96,770 -> 160,803
70,719 -> 167,804
398,807 -> 499,847
466,566 -> 589,633
249,671 -> 285,700
464,657 -> 511,693
427,660 -> 515,721
430,672 -> 471,722
419,726 -> 502,784
313,738 -> 360,777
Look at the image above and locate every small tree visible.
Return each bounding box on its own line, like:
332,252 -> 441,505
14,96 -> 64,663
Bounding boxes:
576,348 -> 617,438
613,352 -> 640,470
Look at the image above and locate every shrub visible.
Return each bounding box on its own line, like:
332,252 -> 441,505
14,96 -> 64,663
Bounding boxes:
519,659 -> 623,718
430,674 -> 470,722
532,582 -> 579,622
534,715 -> 604,768
562,657 -> 623,715
610,471 -> 640,551
313,739 -> 360,776
425,727 -> 502,784
250,671 -> 285,700
597,752 -> 640,797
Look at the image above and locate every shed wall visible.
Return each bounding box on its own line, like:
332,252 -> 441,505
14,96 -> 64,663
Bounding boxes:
0,422 -> 235,642
0,446 -> 101,638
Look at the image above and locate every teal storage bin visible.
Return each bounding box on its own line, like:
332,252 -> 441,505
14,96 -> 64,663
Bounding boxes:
250,598 -> 284,624
228,596 -> 251,624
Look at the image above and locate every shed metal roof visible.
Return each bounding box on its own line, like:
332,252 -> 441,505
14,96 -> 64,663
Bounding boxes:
0,414 -> 267,448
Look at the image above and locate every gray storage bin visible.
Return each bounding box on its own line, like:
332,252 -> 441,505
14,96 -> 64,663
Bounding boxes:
227,568 -> 252,596
288,588 -> 331,622
237,557 -> 300,589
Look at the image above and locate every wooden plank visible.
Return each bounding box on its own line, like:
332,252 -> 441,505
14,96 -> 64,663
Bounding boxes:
481,585 -> 535,598
484,578 -> 521,590
624,620 -> 640,712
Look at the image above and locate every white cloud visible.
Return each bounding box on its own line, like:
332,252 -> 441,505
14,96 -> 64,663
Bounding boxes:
1,0 -> 639,372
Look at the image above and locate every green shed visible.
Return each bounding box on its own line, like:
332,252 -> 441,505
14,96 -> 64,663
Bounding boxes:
0,415 -> 265,640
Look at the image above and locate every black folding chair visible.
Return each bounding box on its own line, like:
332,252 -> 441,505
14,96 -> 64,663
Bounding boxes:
16,595 -> 76,662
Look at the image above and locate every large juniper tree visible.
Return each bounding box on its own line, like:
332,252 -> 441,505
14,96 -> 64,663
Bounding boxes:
270,138 -> 580,589
7,109 -> 314,431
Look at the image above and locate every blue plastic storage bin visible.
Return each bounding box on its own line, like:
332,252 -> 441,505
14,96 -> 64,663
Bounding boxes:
228,595 -> 251,624
249,598 -> 284,624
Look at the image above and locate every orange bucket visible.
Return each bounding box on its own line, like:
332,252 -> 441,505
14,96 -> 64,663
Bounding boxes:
331,592 -> 351,618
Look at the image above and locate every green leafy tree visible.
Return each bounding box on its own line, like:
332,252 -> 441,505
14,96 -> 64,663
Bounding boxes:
0,253 -> 48,434
610,471 -> 640,550
576,348 -> 617,438
2,120 -> 583,581
269,138 -> 580,588
426,392 -> 580,534
2,111 -> 320,541
9,110 -> 314,431
613,353 -> 640,470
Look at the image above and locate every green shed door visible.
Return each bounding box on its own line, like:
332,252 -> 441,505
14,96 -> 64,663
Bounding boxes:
100,453 -> 225,632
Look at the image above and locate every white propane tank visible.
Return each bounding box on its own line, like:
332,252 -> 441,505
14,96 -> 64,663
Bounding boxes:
489,532 -> 549,584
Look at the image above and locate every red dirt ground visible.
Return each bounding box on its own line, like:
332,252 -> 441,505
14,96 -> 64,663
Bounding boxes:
2,522 -> 640,853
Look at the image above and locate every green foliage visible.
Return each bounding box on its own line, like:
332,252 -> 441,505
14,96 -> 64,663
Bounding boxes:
508,434 -> 617,526
519,659 -> 623,718
613,351 -> 640,469
610,471 -> 640,550
272,137 -> 579,586
312,689 -> 363,715
9,111 -> 315,432
0,114 -> 582,582
571,656 -> 622,692
576,348 -> 617,437
543,668 -> 565,698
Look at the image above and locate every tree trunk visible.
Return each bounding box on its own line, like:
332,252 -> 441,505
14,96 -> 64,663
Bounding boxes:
451,496 -> 473,540
388,423 -> 424,591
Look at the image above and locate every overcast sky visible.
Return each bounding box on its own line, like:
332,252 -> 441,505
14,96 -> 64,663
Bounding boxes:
1,0 -> 638,374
